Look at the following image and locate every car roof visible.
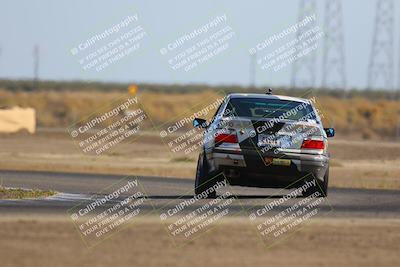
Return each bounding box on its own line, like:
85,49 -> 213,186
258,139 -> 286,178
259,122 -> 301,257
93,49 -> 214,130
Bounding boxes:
227,93 -> 311,104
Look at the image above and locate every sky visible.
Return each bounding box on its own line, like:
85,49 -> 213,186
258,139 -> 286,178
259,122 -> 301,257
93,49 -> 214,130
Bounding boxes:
1,0 -> 399,89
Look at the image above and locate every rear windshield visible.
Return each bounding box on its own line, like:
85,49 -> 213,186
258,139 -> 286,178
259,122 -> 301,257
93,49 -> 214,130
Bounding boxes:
226,98 -> 317,121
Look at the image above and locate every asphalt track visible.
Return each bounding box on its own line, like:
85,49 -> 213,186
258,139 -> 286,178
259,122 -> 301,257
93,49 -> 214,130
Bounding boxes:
0,170 -> 399,218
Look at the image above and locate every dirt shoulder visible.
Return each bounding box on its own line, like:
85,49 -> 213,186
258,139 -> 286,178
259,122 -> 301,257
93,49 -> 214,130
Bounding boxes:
0,216 -> 399,267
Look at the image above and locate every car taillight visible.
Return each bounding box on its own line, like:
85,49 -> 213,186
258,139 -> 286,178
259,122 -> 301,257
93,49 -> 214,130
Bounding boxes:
301,139 -> 324,149
215,133 -> 238,144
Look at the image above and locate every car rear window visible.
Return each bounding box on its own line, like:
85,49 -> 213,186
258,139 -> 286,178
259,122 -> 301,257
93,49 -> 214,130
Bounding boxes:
226,97 -> 317,121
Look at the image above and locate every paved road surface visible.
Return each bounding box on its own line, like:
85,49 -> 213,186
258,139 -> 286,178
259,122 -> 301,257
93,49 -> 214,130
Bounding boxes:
0,170 -> 399,218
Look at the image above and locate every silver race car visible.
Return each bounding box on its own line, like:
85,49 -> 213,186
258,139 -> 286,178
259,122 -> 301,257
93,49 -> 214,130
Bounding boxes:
193,92 -> 335,198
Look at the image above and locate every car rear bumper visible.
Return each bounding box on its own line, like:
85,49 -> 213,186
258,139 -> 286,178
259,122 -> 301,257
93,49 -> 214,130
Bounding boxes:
210,149 -> 329,188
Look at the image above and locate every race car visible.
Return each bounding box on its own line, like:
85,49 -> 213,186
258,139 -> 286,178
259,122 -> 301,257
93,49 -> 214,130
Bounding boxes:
193,92 -> 335,198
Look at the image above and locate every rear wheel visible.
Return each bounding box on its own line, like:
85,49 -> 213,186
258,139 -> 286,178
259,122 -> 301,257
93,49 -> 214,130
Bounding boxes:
194,153 -> 216,198
303,167 -> 329,197
320,167 -> 329,196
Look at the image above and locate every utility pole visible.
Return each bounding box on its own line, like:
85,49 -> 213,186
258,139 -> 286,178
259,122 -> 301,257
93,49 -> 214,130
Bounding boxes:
368,0 -> 394,90
33,45 -> 39,91
322,0 -> 346,95
0,45 -> 2,80
0,45 -> 2,77
398,18 -> 400,99
291,0 -> 318,89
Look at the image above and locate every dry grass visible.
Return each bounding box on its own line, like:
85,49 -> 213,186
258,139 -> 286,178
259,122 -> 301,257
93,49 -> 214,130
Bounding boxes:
316,96 -> 400,139
1,90 -> 399,139
0,186 -> 56,199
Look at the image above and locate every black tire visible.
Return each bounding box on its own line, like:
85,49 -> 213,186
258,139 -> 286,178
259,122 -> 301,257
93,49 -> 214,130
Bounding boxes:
194,152 -> 217,198
303,167 -> 329,198
320,166 -> 329,197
